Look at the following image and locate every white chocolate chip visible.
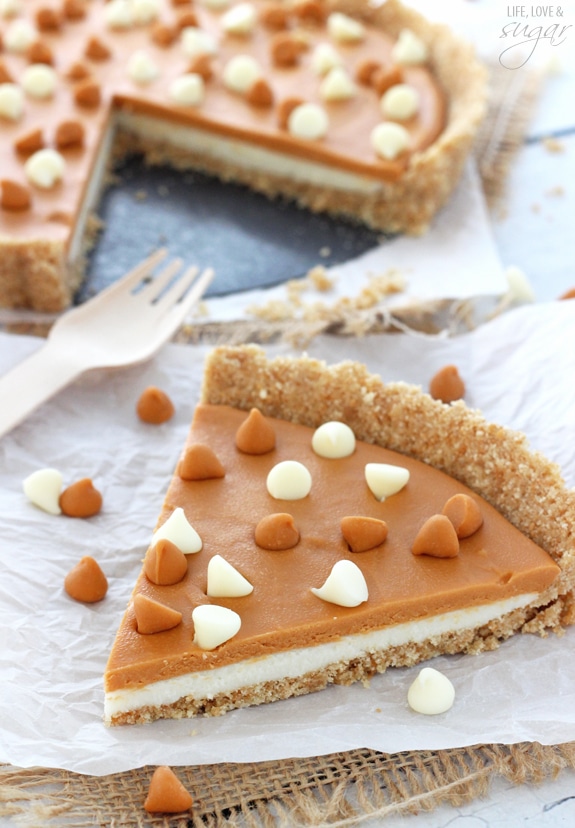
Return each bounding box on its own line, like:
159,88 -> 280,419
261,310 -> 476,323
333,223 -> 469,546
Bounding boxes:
267,460 -> 312,500
192,604 -> 241,650
365,463 -> 409,501
181,27 -> 218,59
221,2 -> 257,36
288,103 -> 328,140
381,83 -> 420,120
169,73 -> 205,106
0,0 -> 21,18
407,667 -> 455,715
223,54 -> 262,94
312,422 -> 356,458
130,0 -> 161,24
24,149 -> 66,189
311,42 -> 343,76
152,506 -> 202,553
104,0 -> 134,28
23,468 -> 63,515
127,50 -> 159,84
3,18 -> 37,52
391,28 -> 428,65
327,12 -> 365,43
0,83 -> 24,120
504,265 -> 536,303
207,554 -> 254,598
21,64 -> 58,100
319,66 -> 356,101
370,122 -> 410,160
311,560 -> 368,607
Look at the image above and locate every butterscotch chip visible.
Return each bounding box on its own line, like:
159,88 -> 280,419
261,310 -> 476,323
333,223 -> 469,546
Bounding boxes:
144,539 -> 188,586
133,594 -> 183,635
136,386 -> 175,424
277,97 -> 304,130
270,32 -> 305,68
85,36 -> 112,62
373,65 -> 404,96
559,287 -> 575,300
442,494 -> 483,539
1,179 -> 31,211
355,59 -> 381,86
59,478 -> 102,517
177,444 -> 225,480
14,128 -> 44,156
0,60 -> 14,84
62,0 -> 87,21
412,514 -> 459,558
151,22 -> 179,48
36,7 -> 61,31
188,54 -> 213,82
66,61 -> 91,81
341,516 -> 388,553
73,78 -> 101,108
429,365 -> 465,403
247,77 -> 274,108
55,119 -> 85,149
255,513 -> 300,550
260,2 -> 290,30
144,766 -> 193,814
235,408 -> 276,454
177,10 -> 199,29
293,0 -> 327,25
64,556 -> 108,603
27,41 -> 54,66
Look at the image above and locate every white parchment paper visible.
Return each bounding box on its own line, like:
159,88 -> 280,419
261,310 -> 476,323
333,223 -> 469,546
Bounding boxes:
1,299 -> 574,775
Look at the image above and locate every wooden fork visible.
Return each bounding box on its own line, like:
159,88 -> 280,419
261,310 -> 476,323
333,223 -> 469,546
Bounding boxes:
0,250 -> 213,439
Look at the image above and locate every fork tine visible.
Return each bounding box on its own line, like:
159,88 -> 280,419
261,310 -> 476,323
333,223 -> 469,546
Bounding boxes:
159,267 -> 214,325
137,258 -> 185,303
96,249 -> 168,300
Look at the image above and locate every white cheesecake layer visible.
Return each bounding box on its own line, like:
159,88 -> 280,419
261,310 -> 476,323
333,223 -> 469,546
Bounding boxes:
104,591 -> 538,720
114,110 -> 384,195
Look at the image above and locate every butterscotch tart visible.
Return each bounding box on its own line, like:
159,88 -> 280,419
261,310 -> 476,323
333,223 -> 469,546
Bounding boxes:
104,345 -> 575,725
0,0 -> 486,311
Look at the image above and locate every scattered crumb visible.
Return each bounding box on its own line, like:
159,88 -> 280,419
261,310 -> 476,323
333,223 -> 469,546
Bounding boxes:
319,246 -> 331,258
542,137 -> 564,153
531,203 -> 541,213
134,189 -> 148,201
545,186 -> 564,197
157,185 -> 170,197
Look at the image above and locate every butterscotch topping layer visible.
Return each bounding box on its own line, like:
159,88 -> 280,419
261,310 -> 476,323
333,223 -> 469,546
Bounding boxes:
0,0 -> 486,310
104,402 -> 560,695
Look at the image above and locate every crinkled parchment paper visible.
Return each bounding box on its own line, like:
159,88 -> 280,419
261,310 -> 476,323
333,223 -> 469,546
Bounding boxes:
1,300 -> 574,775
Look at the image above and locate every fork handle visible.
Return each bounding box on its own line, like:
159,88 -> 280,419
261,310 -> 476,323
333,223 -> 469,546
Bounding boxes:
0,341 -> 82,440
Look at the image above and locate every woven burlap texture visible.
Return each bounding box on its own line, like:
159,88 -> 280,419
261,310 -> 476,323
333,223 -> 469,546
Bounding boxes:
2,743 -> 575,826
2,62 -> 561,828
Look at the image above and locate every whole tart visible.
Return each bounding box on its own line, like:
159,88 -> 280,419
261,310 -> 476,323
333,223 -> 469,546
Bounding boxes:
0,0 -> 486,311
104,345 -> 575,725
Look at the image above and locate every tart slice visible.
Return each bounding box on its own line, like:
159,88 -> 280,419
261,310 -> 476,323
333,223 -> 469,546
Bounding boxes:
104,346 -> 575,725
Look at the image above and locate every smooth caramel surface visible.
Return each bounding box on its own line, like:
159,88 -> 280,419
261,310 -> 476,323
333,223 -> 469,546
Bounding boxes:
105,405 -> 559,692
0,0 -> 445,241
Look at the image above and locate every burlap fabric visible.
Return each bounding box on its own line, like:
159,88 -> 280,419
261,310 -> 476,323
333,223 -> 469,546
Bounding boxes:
3,62 -> 568,827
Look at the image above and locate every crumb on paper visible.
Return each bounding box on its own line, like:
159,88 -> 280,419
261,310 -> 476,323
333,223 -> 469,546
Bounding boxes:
545,186 -> 564,197
246,266 -> 407,334
134,189 -> 148,201
319,246 -> 331,258
542,137 -> 565,153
